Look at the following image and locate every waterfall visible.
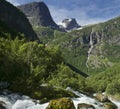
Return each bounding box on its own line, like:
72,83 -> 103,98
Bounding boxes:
86,28 -> 94,68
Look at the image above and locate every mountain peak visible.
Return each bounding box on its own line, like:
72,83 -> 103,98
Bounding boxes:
59,18 -> 81,31
18,1 -> 59,29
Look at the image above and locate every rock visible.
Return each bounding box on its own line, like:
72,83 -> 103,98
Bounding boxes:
0,82 -> 9,90
18,2 -> 59,29
0,0 -> 38,41
95,93 -> 109,102
46,97 -> 75,109
59,18 -> 81,31
0,101 -> 6,109
104,102 -> 117,109
77,103 -> 95,109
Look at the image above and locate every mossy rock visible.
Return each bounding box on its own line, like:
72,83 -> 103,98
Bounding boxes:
77,103 -> 95,109
46,97 -> 75,109
95,93 -> 109,102
104,102 -> 117,109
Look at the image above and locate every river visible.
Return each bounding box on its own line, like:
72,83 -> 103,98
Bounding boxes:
0,89 -> 119,109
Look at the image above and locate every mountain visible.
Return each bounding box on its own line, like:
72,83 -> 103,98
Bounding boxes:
0,0 -> 38,41
59,18 -> 81,31
41,16 -> 120,75
0,0 -> 120,102
18,2 -> 59,29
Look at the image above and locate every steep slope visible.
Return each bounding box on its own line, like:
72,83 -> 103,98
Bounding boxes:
44,16 -> 120,75
0,0 -> 38,41
18,2 -> 59,29
86,62 -> 120,99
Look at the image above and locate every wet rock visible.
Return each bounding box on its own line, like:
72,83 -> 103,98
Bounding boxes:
95,93 -> 109,102
77,103 -> 95,109
46,97 -> 75,109
104,102 -> 117,109
0,101 -> 6,109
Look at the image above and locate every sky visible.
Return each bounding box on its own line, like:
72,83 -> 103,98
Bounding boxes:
6,0 -> 120,26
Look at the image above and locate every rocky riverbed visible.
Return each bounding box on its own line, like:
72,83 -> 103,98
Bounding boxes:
0,89 -> 119,109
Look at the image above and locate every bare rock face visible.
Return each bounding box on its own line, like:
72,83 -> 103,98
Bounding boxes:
0,0 -> 38,41
18,2 -> 59,29
59,18 -> 81,31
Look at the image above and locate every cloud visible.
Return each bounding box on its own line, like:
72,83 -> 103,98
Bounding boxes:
49,5 -> 107,26
6,0 -> 120,25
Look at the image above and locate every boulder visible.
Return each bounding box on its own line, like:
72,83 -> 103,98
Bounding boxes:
46,97 -> 75,109
77,103 -> 95,109
95,93 -> 109,102
104,102 -> 117,109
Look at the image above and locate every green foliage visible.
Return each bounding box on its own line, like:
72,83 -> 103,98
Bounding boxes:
32,85 -> 76,102
86,63 -> 120,99
106,80 -> 120,96
49,64 -> 85,91
0,37 -> 84,100
34,26 -> 54,43
37,16 -> 120,75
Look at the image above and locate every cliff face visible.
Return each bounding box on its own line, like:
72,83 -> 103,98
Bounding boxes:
44,16 -> 120,74
0,0 -> 38,41
18,2 -> 59,29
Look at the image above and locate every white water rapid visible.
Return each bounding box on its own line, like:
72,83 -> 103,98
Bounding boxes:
0,89 -> 120,109
86,28 -> 94,68
0,90 -> 49,109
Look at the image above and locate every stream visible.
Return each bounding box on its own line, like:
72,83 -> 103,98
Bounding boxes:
0,89 -> 119,109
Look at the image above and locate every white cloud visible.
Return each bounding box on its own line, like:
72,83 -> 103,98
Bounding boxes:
48,5 -> 107,26
6,0 -> 118,25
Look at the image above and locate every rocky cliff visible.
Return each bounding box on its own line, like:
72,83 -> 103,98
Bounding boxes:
18,2 -> 59,29
0,0 -> 38,41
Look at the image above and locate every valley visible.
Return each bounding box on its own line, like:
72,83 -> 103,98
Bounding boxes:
0,0 -> 120,109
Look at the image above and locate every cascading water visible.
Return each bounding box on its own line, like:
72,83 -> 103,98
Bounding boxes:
86,28 -> 94,68
0,89 -> 120,109
0,90 -> 49,109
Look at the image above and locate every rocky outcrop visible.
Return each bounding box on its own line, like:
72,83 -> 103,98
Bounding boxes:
0,0 -> 38,41
95,93 -> 117,109
46,97 -> 75,109
18,2 -> 59,29
95,93 -> 109,102
59,18 -> 81,31
103,102 -> 117,109
77,103 -> 95,109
